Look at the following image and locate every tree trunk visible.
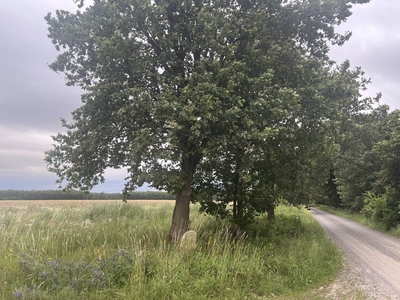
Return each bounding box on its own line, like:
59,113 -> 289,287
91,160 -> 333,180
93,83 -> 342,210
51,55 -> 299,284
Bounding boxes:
232,198 -> 237,220
233,157 -> 243,224
267,207 -> 275,221
168,153 -> 201,242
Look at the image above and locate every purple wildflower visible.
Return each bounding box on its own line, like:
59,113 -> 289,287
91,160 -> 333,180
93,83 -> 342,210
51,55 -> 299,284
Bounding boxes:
13,290 -> 24,299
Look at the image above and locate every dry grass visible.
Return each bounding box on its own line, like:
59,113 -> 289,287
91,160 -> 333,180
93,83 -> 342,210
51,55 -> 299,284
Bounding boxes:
0,199 -> 175,207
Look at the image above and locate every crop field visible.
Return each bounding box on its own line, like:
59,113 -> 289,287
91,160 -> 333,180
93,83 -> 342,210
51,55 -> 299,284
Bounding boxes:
0,199 -> 175,207
0,202 -> 341,299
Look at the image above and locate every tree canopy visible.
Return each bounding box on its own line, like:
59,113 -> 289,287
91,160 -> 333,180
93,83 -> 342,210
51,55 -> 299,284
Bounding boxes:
45,0 -> 373,240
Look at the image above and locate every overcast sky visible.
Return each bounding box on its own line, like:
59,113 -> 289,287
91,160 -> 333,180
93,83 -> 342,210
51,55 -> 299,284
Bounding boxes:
0,0 -> 399,192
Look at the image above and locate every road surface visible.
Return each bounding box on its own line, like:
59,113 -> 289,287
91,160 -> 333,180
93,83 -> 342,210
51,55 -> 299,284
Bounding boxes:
312,208 -> 400,299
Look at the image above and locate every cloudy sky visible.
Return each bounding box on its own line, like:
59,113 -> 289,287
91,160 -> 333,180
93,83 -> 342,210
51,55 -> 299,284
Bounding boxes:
0,0 -> 399,192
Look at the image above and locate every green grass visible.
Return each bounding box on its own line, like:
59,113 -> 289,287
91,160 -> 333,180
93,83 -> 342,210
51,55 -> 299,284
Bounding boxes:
0,203 -> 341,299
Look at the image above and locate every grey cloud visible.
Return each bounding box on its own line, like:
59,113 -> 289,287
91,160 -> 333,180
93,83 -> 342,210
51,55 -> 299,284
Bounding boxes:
0,0 -> 399,192
0,126 -> 130,192
329,0 -> 400,109
0,1 -> 82,131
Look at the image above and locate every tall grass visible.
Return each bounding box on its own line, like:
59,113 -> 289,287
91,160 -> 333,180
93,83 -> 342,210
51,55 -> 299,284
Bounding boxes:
0,203 -> 341,299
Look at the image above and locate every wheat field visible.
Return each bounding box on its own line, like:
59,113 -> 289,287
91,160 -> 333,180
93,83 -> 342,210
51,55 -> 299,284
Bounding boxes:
0,199 -> 175,207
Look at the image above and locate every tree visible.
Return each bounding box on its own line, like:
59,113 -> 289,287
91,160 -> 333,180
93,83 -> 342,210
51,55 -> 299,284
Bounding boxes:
45,0 -> 371,241
193,60 -> 375,226
332,105 -> 389,210
373,110 -> 400,228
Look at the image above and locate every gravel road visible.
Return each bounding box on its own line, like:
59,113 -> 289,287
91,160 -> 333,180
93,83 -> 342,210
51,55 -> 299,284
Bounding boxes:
312,208 -> 400,299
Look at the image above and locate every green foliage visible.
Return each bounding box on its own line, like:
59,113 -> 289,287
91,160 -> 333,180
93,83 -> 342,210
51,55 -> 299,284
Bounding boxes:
373,110 -> 400,229
320,105 -> 389,211
15,249 -> 142,298
0,203 -> 341,299
273,215 -> 304,238
329,108 -> 400,230
192,59 -> 377,226
318,106 -> 400,232
361,192 -> 387,223
44,0 -> 374,234
323,169 -> 341,208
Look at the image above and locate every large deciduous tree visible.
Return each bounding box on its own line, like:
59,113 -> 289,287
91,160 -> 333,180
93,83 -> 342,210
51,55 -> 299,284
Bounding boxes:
193,60 -> 376,226
45,0 -> 370,241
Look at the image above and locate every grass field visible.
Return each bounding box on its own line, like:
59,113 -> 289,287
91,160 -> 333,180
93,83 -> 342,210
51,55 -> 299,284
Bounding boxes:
0,201 -> 341,299
0,199 -> 175,207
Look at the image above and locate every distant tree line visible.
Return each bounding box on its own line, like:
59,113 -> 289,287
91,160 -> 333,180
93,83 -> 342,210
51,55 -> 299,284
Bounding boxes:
0,190 -> 175,201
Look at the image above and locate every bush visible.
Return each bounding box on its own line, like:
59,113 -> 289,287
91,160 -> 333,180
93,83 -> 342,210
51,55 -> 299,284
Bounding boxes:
361,192 -> 387,223
15,249 -> 146,298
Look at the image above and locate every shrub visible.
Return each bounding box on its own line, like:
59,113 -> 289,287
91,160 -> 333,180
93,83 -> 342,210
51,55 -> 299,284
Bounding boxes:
361,192 -> 387,223
15,249 -> 146,298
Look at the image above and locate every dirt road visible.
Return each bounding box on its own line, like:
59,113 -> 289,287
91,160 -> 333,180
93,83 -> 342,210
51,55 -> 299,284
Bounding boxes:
312,208 -> 400,299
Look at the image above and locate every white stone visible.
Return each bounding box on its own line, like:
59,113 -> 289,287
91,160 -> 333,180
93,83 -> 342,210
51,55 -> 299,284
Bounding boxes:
180,230 -> 197,253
